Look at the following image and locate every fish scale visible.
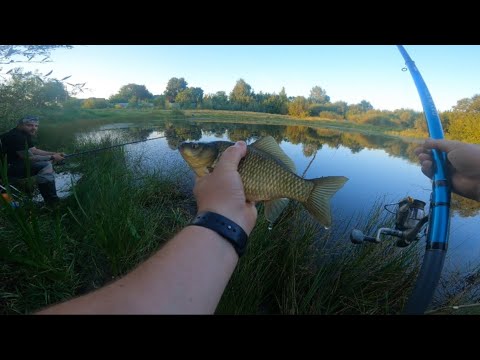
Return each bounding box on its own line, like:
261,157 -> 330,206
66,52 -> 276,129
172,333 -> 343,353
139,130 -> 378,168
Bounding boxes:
237,146 -> 313,202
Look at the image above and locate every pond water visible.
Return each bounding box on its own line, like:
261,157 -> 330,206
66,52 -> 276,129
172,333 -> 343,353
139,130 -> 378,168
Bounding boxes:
69,120 -> 480,275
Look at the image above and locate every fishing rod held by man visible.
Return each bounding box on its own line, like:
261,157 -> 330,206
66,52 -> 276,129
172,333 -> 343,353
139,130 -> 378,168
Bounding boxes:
63,135 -> 166,159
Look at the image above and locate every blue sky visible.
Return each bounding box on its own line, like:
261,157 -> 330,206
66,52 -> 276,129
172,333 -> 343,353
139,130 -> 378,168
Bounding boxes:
14,45 -> 480,112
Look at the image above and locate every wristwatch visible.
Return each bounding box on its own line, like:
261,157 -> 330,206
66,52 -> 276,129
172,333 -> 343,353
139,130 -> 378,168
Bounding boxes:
190,211 -> 248,257
50,155 -> 55,160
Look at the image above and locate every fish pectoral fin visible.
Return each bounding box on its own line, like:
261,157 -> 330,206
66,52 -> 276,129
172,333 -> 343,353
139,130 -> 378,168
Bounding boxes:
251,136 -> 296,173
264,198 -> 290,224
304,176 -> 348,228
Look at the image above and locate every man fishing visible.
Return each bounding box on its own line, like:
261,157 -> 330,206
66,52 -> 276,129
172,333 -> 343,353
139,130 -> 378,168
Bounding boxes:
0,115 -> 65,205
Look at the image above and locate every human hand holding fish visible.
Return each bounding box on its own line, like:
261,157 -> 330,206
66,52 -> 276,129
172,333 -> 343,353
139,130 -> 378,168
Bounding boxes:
193,141 -> 258,235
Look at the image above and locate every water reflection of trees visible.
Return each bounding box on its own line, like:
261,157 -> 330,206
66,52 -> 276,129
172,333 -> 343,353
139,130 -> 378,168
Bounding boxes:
162,122 -> 423,162
79,120 -> 480,217
451,193 -> 480,217
164,122 -> 202,150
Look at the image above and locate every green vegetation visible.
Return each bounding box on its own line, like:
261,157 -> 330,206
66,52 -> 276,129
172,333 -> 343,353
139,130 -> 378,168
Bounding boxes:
0,45 -> 85,129
0,140 -> 193,314
217,201 -> 420,314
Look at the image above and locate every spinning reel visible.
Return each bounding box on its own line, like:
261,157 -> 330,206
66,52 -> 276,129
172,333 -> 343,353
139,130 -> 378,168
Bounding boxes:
350,196 -> 429,247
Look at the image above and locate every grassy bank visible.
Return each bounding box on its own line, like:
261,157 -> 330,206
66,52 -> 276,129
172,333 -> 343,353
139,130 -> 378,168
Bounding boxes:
0,140 -> 193,314
35,108 -> 403,138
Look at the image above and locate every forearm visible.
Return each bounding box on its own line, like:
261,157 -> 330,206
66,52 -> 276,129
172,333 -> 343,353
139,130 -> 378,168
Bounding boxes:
28,154 -> 52,162
16,150 -> 51,162
31,148 -> 55,156
36,225 -> 239,315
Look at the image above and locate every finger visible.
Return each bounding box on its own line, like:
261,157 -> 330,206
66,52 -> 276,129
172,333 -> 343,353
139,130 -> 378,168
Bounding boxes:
424,139 -> 462,153
418,153 -> 432,163
414,146 -> 432,156
214,141 -> 247,173
414,146 -> 425,156
420,160 -> 434,179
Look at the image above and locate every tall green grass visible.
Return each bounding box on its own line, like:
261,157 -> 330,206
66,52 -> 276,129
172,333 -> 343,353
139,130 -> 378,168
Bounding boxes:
0,138 -> 192,313
216,201 -> 420,315
0,158 -> 79,314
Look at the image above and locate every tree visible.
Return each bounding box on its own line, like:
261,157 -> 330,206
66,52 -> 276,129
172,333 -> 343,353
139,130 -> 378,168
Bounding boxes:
0,45 -> 72,67
108,93 -> 128,103
164,77 -> 188,103
309,86 -> 330,104
347,100 -> 374,116
453,94 -> 480,113
153,94 -> 167,109
278,87 -> 289,114
0,72 -> 69,131
331,101 -> 348,117
175,90 -> 192,108
0,45 -> 85,96
82,98 -> 109,109
110,84 -> 153,104
0,46 -> 83,129
175,87 -> 204,109
229,79 -> 253,110
203,91 -> 229,110
34,81 -> 68,106
359,100 -> 373,112
453,97 -> 472,112
288,96 -> 309,118
189,87 -> 204,106
446,112 -> 480,143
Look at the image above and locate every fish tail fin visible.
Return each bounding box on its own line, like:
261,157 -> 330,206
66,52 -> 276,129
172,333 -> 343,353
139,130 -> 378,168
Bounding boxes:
303,176 -> 348,228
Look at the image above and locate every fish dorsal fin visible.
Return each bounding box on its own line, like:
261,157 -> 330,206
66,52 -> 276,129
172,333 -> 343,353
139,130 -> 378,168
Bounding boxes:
251,136 -> 296,173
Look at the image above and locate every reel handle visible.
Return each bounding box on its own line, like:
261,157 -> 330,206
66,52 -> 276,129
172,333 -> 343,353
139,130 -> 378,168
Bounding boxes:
350,229 -> 378,244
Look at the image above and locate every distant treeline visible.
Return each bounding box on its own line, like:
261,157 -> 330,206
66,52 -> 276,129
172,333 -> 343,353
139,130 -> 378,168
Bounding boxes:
1,71 -> 479,143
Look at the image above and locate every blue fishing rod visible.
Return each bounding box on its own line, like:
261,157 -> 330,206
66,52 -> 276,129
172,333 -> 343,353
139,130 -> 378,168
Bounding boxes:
350,46 -> 451,314
397,45 -> 451,314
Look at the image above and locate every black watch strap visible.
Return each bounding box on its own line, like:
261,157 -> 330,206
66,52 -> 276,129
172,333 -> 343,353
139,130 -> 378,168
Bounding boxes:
190,211 -> 248,257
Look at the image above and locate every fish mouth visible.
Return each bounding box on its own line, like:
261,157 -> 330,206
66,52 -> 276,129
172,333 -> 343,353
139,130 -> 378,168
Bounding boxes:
178,142 -> 187,153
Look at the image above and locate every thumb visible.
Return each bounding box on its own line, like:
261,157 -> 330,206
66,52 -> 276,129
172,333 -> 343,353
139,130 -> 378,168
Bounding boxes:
424,139 -> 462,153
214,141 -> 247,173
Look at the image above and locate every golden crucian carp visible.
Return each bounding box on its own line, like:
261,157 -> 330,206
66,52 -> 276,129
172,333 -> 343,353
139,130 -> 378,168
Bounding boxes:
179,136 -> 348,228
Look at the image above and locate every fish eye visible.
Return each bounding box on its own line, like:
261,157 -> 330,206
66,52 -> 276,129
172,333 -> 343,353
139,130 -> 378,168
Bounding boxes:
192,143 -> 199,149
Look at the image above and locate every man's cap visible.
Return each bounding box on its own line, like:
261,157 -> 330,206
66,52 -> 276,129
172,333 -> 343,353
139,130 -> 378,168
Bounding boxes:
17,115 -> 40,125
